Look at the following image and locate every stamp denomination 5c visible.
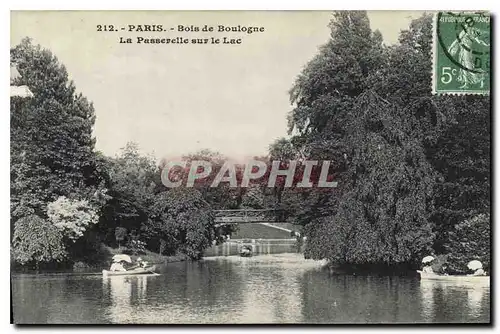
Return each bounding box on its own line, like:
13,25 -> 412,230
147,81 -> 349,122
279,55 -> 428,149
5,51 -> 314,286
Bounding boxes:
433,12 -> 490,95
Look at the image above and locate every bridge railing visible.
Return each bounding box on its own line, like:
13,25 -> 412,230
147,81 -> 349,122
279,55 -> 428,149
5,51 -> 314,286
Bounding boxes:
213,209 -> 284,223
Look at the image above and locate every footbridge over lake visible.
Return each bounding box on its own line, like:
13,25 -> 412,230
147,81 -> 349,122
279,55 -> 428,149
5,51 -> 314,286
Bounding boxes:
214,209 -> 286,224
206,209 -> 303,256
213,209 -> 296,238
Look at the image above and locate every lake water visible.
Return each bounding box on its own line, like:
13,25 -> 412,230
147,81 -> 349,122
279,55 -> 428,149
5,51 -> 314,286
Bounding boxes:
11,253 -> 490,324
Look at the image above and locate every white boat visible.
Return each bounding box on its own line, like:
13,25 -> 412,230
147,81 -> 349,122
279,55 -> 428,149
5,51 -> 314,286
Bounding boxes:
417,270 -> 490,284
102,266 -> 158,277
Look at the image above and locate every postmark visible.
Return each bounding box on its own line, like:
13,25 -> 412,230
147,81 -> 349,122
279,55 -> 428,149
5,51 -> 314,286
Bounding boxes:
433,12 -> 490,95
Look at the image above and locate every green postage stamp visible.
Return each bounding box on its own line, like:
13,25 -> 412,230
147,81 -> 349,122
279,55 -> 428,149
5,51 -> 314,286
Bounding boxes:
433,12 -> 490,95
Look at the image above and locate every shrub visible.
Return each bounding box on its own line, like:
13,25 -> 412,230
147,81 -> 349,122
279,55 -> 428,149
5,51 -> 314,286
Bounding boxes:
115,227 -> 128,248
12,215 -> 67,266
47,196 -> 99,241
126,239 -> 147,255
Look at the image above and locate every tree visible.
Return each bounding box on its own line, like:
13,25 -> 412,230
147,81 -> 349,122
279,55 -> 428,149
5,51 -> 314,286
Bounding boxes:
285,12 -> 448,266
284,12 -> 387,261
177,149 -> 242,209
101,142 -> 158,242
393,15 -> 490,256
115,227 -> 127,248
269,138 -> 296,161
12,215 -> 67,267
143,188 -> 215,259
288,11 -> 385,159
240,184 -> 264,209
10,37 -> 104,226
304,92 -> 436,264
428,97 -> 490,252
47,196 -> 99,241
285,11 -> 386,227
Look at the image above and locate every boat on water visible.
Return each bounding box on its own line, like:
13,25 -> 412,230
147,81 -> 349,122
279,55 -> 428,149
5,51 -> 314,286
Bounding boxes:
102,266 -> 158,277
417,270 -> 489,284
240,246 -> 253,257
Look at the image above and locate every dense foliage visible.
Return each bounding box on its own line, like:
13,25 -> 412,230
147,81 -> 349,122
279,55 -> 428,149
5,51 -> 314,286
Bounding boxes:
11,13 -> 490,271
143,188 -> 215,259
47,196 -> 99,241
10,40 -> 219,268
445,214 -> 490,274
10,38 -> 105,223
275,12 -> 490,269
12,215 -> 67,266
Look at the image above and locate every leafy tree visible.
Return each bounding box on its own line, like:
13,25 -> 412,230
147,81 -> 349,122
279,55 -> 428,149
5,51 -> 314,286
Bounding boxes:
10,38 -> 104,226
12,215 -> 67,267
100,142 -> 158,242
304,92 -> 436,264
241,184 -> 264,209
428,97 -> 490,252
269,138 -> 296,161
10,38 -> 109,267
143,188 -> 215,259
288,11 -> 384,158
393,15 -> 490,256
47,196 -> 99,241
126,239 -> 147,255
178,149 -> 242,209
283,12 -> 490,269
115,227 -> 127,248
285,12 -> 446,266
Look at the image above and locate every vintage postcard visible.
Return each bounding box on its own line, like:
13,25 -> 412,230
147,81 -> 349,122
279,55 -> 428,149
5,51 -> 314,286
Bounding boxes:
10,10 -> 491,324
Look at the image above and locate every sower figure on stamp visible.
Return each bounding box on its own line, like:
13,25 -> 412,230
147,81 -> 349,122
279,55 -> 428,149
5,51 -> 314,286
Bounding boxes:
447,25 -> 490,89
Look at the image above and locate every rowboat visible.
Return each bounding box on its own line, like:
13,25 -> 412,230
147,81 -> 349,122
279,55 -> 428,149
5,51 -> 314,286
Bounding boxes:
102,266 -> 158,277
417,270 -> 489,284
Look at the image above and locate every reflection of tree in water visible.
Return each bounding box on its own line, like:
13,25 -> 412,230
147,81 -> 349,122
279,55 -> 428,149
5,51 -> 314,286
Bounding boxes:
165,261 -> 245,308
240,268 -> 288,322
299,272 -> 421,323
101,260 -> 246,323
231,259 -> 306,323
12,276 -> 52,323
419,281 -> 489,323
467,288 -> 487,318
102,276 -> 136,323
419,280 -> 435,320
13,275 -> 108,324
56,276 -> 108,323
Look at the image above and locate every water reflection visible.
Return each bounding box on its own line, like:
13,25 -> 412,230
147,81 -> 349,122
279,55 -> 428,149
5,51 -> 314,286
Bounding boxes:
419,280 -> 489,323
420,280 -> 435,319
99,254 -> 322,323
231,257 -> 306,323
11,254 -> 491,324
300,273 -> 423,323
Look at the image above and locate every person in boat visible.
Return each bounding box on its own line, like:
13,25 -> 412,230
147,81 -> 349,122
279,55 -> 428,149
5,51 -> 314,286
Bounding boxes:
240,245 -> 252,256
472,267 -> 486,276
128,257 -> 148,270
137,257 -> 149,268
422,261 -> 434,274
440,263 -> 449,276
109,260 -> 127,272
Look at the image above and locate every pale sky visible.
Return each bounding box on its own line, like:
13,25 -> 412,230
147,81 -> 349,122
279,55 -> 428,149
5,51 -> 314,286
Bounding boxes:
11,11 -> 425,160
